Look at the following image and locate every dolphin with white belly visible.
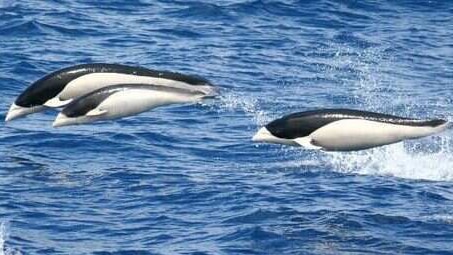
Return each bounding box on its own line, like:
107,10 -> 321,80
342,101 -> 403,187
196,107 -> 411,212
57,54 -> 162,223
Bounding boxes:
252,109 -> 450,151
6,63 -> 215,122
52,84 -> 212,127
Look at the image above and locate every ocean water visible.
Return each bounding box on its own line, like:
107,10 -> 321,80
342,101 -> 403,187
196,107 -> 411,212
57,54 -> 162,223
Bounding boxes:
1,0 -> 453,254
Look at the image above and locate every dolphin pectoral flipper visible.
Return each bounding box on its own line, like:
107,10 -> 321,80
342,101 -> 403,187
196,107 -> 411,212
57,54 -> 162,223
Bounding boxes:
44,97 -> 73,108
293,137 -> 322,150
86,108 -> 108,117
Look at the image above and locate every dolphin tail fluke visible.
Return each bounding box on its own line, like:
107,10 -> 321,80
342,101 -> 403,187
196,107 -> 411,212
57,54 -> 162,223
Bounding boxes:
433,119 -> 450,133
443,121 -> 453,134
201,86 -> 219,99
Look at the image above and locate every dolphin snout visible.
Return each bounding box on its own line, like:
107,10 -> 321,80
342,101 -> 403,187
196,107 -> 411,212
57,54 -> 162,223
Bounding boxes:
252,127 -> 272,142
5,103 -> 44,122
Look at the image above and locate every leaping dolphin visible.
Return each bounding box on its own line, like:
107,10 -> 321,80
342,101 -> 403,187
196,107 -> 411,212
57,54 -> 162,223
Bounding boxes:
52,84 -> 213,128
252,109 -> 449,151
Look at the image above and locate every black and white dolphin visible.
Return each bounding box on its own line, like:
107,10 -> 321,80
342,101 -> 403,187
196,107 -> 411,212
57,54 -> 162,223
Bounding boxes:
52,83 -> 213,127
6,63 -> 215,121
252,109 -> 450,151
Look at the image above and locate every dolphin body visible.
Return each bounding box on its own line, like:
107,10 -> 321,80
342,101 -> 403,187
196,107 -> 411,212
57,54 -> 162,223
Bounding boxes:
52,84 -> 212,127
252,109 -> 449,151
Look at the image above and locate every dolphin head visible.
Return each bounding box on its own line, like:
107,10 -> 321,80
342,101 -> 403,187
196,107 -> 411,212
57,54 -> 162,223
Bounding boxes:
252,114 -> 310,146
52,112 -> 92,128
5,64 -> 100,122
52,101 -> 101,128
52,99 -> 99,128
5,74 -> 71,122
252,127 -> 275,142
53,86 -> 118,128
252,126 -> 297,146
5,103 -> 47,122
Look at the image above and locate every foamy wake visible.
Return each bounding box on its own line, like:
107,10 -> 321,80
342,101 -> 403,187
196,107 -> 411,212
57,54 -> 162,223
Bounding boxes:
0,222 -> 5,255
0,222 -> 21,255
426,214 -> 453,225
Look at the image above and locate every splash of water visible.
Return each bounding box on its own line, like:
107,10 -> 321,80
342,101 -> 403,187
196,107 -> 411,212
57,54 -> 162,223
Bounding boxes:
324,136 -> 453,181
216,91 -> 271,126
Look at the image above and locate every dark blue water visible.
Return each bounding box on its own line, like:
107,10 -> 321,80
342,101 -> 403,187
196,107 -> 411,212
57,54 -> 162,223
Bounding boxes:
1,1 -> 453,254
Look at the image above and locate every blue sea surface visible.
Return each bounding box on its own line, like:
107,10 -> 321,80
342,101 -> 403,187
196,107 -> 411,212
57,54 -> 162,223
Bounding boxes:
1,0 -> 453,254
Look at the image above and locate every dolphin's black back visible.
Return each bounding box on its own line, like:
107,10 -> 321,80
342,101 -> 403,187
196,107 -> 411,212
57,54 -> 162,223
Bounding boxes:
69,63 -> 211,85
266,109 -> 446,139
15,63 -> 211,107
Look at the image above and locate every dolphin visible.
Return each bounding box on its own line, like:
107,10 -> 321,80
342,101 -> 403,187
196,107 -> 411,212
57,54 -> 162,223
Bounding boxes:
252,109 -> 449,151
52,84 -> 213,127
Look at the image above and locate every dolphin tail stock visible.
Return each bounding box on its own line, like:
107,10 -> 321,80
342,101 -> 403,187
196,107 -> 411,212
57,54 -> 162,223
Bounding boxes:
433,119 -> 451,133
442,120 -> 453,134
447,120 -> 453,129
200,85 -> 220,99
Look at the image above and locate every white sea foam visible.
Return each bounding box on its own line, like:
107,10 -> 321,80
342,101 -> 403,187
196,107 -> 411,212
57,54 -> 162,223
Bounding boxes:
427,214 -> 453,224
324,135 -> 453,181
0,222 -> 5,255
0,222 -> 22,255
